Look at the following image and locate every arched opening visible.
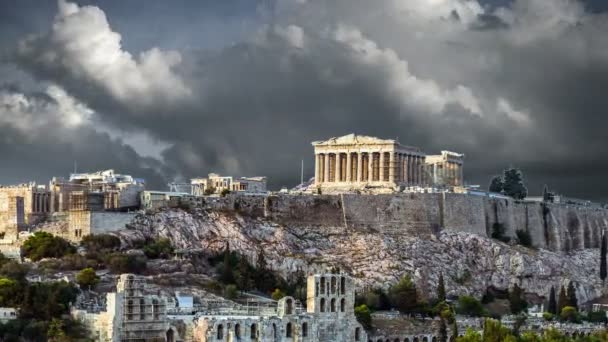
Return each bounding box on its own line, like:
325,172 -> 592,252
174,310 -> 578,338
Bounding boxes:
331,277 -> 337,294
273,323 -> 277,340
286,298 -> 293,315
302,322 -> 308,337
286,322 -> 292,338
341,277 -> 346,294
355,327 -> 361,341
422,337 -> 428,342
340,298 -> 345,312
250,324 -> 257,339
405,338 -> 410,342
432,337 -> 437,342
320,277 -> 325,294
166,329 -> 175,342
413,338 -> 419,342
394,339 -> 400,342
235,324 -> 241,339
320,298 -> 326,312
217,324 -> 224,340
377,339 -> 383,342
331,298 -> 336,312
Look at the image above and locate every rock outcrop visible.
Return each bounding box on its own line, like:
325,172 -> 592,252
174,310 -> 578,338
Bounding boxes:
116,206 -> 607,304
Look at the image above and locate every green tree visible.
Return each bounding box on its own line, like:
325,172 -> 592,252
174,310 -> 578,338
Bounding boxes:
254,250 -> 276,293
81,234 -> 120,252
438,317 -> 448,342
455,328 -> 481,342
105,253 -> 147,274
516,229 -> 532,247
502,168 -> 528,200
437,273 -> 446,302
354,304 -> 372,330
566,281 -> 578,310
557,285 -> 567,314
271,288 -> 286,301
601,234 -> 607,283
234,257 -> 254,291
542,312 -> 554,321
47,318 -> 66,342
456,296 -> 485,317
388,275 -> 418,314
142,238 -> 174,259
451,319 -> 459,342
508,284 -> 527,314
559,306 -> 578,322
76,268 -> 99,289
0,277 -> 20,307
21,232 -> 76,261
548,286 -> 557,315
224,284 -> 238,300
220,244 -> 235,284
482,319 -> 516,342
220,189 -> 231,197
519,331 -> 542,342
489,176 -> 504,193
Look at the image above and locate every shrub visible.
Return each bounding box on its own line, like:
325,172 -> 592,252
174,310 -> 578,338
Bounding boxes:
76,268 -> 100,289
224,285 -> 239,300
105,253 -> 147,274
559,306 -> 579,323
491,223 -> 510,243
354,304 -> 372,330
388,275 -> 418,313
81,234 -> 120,253
142,238 -> 174,259
585,310 -> 607,323
456,296 -> 486,317
220,189 -> 231,197
21,232 -> 76,261
516,229 -> 532,247
271,289 -> 286,301
542,312 -> 554,321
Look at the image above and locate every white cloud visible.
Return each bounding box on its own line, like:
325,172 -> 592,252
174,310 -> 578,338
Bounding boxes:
333,25 -> 482,116
17,0 -> 191,110
497,98 -> 531,126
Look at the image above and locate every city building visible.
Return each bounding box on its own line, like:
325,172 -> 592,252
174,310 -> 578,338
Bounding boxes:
0,307 -> 17,323
312,134 -> 464,193
191,174 -> 267,196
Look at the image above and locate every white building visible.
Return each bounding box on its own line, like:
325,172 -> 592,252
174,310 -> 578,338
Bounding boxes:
191,174 -> 267,196
0,307 -> 16,322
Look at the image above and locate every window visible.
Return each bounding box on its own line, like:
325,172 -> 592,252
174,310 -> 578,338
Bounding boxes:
217,324 -> 224,340
286,298 -> 293,315
331,298 -> 336,312
250,324 -> 257,339
320,298 -> 326,312
286,323 -> 292,338
355,327 -> 361,341
302,322 -> 308,337
320,277 -> 325,294
341,277 -> 346,294
340,298 -> 345,312
331,277 -> 337,294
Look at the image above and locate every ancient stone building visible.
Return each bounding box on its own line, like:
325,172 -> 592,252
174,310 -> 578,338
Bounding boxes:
191,174 -> 267,196
312,134 -> 464,193
192,273 -> 367,342
425,151 -> 464,187
0,183 -> 50,239
73,274 -> 178,342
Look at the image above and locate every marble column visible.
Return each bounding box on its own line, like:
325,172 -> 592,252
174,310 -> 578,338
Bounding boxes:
389,153 -> 396,183
315,154 -> 320,184
357,153 -> 363,182
415,156 -> 420,185
346,153 -> 352,182
368,153 -> 374,182
335,153 -> 342,182
324,153 -> 330,184
379,152 -> 386,182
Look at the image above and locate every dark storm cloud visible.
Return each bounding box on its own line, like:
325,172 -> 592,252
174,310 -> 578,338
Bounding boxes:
3,0 -> 608,201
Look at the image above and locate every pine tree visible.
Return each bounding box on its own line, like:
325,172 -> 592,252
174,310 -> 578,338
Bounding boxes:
451,320 -> 459,341
567,282 -> 578,310
489,175 -> 504,193
220,243 -> 234,284
509,284 -> 527,314
502,168 -> 528,200
438,317 -> 448,342
601,234 -> 607,283
437,273 -> 446,302
548,286 -> 557,315
557,285 -> 568,313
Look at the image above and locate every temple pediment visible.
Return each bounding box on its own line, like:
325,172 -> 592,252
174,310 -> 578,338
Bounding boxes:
312,133 -> 396,146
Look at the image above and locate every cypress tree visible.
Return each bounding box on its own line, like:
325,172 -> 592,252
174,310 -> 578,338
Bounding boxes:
567,282 -> 578,310
451,319 -> 458,341
548,286 -> 557,315
220,243 -> 235,284
601,234 -> 607,283
557,285 -> 567,313
438,318 -> 447,342
489,176 -> 504,193
437,273 -> 446,302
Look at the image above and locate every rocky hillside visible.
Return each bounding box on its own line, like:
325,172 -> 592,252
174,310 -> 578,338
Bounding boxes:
116,208 -> 607,304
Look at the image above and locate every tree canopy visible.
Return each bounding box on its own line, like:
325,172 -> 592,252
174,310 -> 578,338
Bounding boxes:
21,232 -> 76,262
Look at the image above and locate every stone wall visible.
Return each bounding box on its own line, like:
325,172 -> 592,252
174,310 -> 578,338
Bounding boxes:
212,193 -> 608,253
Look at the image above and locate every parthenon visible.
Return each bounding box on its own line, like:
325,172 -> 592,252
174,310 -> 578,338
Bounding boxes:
312,134 -> 464,192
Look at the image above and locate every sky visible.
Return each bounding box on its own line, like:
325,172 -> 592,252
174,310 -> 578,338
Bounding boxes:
1,0 -> 608,200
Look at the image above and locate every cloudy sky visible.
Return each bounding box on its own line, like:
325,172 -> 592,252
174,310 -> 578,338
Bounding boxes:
1,0 -> 608,200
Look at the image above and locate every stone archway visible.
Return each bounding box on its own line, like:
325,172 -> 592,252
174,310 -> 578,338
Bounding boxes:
166,329 -> 175,342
